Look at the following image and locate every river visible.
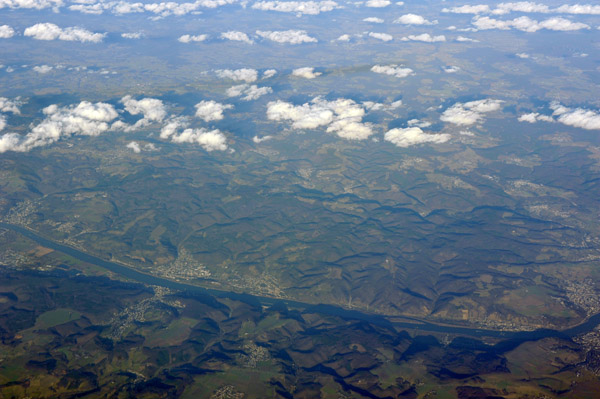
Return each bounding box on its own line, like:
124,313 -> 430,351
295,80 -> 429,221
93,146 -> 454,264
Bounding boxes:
3,222 -> 600,349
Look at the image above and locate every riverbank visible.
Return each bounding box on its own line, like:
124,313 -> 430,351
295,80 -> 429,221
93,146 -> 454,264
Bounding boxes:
2,222 -> 599,342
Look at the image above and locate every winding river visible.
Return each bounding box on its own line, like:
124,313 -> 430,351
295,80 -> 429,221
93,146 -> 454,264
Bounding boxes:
3,222 -> 600,350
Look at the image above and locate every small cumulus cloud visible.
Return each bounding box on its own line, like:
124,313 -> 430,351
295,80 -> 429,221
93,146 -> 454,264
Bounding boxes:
253,135 -> 273,143
492,2 -> 550,15
251,0 -> 340,15
266,97 -> 373,140
472,16 -> 590,32
363,100 -> 402,111
518,112 -> 554,123
371,64 -> 414,78
161,122 -> 228,151
401,33 -> 446,42
0,24 -> 15,38
24,22 -> 106,42
126,141 -> 157,152
442,4 -> 491,14
441,99 -> 503,126
394,13 -> 437,25
69,0 -> 237,17
335,33 -> 351,41
33,65 -> 53,73
256,29 -> 317,44
407,119 -> 432,128
443,65 -> 460,73
365,0 -> 390,8
0,97 -> 21,132
126,141 -> 141,153
554,4 -> 600,15
226,84 -> 273,100
194,100 -> 233,121
363,17 -> 384,23
550,102 -> 600,130
221,30 -> 253,44
216,68 -> 258,82
291,67 -> 322,79
0,97 -> 21,115
0,0 -> 62,10
117,96 -> 167,131
384,127 -> 450,147
456,35 -> 479,42
178,34 -> 207,43
0,101 -> 118,153
368,32 -> 393,41
443,3 -> 600,16
122,32 -> 144,39
263,69 -> 277,78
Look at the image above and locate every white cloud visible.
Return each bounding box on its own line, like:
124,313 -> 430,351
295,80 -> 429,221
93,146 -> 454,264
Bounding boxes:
178,34 -> 207,43
336,34 -> 351,41
122,32 -> 143,39
253,135 -> 273,143
518,112 -> 553,123
554,4 -> 600,15
159,116 -> 228,151
0,0 -> 62,10
0,101 -> 118,153
550,102 -> 600,130
24,23 -> 105,42
119,96 -> 167,130
394,13 -> 436,25
368,32 -> 393,41
0,98 -> 21,114
226,84 -> 273,100
371,64 -> 414,78
363,17 -> 384,23
363,100 -> 402,111
69,2 -> 104,14
493,2 -> 550,15
33,65 -> 53,73
365,0 -> 390,7
443,66 -> 460,73
72,0 -> 238,17
0,97 -> 21,132
221,30 -> 253,44
170,128 -> 228,150
0,25 -> 15,38
516,52 -> 530,58
266,97 -> 373,140
127,141 -> 141,153
263,69 -> 277,78
407,119 -> 431,128
472,16 -> 590,32
216,68 -> 258,82
256,29 -> 317,44
442,2 -> 600,16
441,99 -> 503,126
194,100 -> 233,121
442,4 -> 491,14
456,35 -> 479,42
160,117 -> 189,139
0,133 -> 20,152
385,127 -> 450,147
401,33 -> 445,42
251,0 -> 340,15
292,67 -> 322,79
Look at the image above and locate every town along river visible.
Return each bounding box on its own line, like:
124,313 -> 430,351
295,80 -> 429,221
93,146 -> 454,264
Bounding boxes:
3,222 -> 600,353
